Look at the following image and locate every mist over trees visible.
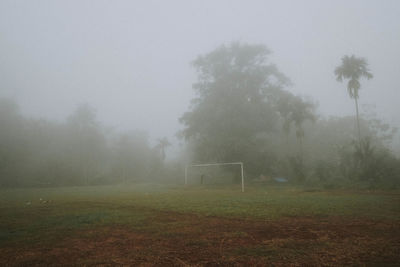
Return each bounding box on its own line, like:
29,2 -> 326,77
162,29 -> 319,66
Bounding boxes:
335,55 -> 373,144
180,43 -> 289,175
180,43 -> 399,188
0,42 -> 399,189
0,100 -> 172,187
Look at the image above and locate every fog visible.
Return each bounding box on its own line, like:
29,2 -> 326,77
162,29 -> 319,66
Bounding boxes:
1,0 -> 400,185
2,2 -> 400,264
1,0 -> 399,146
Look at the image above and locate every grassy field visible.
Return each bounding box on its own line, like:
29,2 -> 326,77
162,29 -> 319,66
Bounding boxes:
1,184 -> 399,265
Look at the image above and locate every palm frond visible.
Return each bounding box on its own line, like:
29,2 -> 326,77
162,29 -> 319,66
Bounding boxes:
335,54 -> 372,97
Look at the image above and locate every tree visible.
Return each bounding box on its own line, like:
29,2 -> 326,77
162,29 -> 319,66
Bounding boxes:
66,104 -> 106,184
334,55 -> 373,144
290,97 -> 316,157
179,43 -> 289,175
154,137 -> 171,161
67,104 -> 97,132
113,131 -> 151,182
272,93 -> 316,182
275,90 -> 295,146
274,91 -> 316,153
0,98 -> 27,186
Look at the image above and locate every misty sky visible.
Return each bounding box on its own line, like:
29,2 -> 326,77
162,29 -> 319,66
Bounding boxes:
1,0 -> 399,146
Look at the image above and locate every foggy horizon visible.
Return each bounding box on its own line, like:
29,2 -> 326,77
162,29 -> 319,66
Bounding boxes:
1,0 -> 400,147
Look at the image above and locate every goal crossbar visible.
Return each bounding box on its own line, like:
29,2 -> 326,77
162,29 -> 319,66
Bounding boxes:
184,162 -> 244,192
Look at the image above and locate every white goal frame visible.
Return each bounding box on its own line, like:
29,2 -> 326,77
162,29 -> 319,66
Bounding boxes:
184,162 -> 244,192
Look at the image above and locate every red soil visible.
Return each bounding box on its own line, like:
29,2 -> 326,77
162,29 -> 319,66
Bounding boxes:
1,212 -> 399,266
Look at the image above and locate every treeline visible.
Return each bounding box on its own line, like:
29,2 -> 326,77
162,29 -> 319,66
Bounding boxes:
180,43 -> 400,189
274,115 -> 400,189
1,43 -> 400,189
0,99 -> 175,187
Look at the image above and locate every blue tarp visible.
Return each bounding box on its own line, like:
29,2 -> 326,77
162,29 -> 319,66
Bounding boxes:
274,177 -> 288,183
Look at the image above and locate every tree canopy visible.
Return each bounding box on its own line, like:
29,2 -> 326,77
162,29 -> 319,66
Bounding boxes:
180,43 -> 292,174
334,55 -> 373,99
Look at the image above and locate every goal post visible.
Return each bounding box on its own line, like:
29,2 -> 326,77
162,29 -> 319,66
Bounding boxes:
184,162 -> 244,192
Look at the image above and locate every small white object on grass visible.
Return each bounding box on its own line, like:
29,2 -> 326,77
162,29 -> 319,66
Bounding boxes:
39,198 -> 50,204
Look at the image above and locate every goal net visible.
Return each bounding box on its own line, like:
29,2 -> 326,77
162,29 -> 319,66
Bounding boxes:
184,162 -> 244,192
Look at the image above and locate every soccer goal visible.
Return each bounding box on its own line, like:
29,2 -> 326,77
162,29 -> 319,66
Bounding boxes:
184,162 -> 244,192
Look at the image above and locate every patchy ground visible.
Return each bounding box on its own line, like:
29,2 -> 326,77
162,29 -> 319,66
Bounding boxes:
1,210 -> 399,266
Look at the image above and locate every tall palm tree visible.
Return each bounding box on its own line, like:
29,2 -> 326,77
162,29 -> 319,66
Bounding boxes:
334,55 -> 373,144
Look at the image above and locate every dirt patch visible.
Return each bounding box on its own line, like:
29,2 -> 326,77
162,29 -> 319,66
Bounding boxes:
1,211 -> 399,266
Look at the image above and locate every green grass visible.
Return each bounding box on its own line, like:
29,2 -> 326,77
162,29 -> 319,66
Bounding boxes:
0,184 -> 399,247
125,185 -> 400,219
